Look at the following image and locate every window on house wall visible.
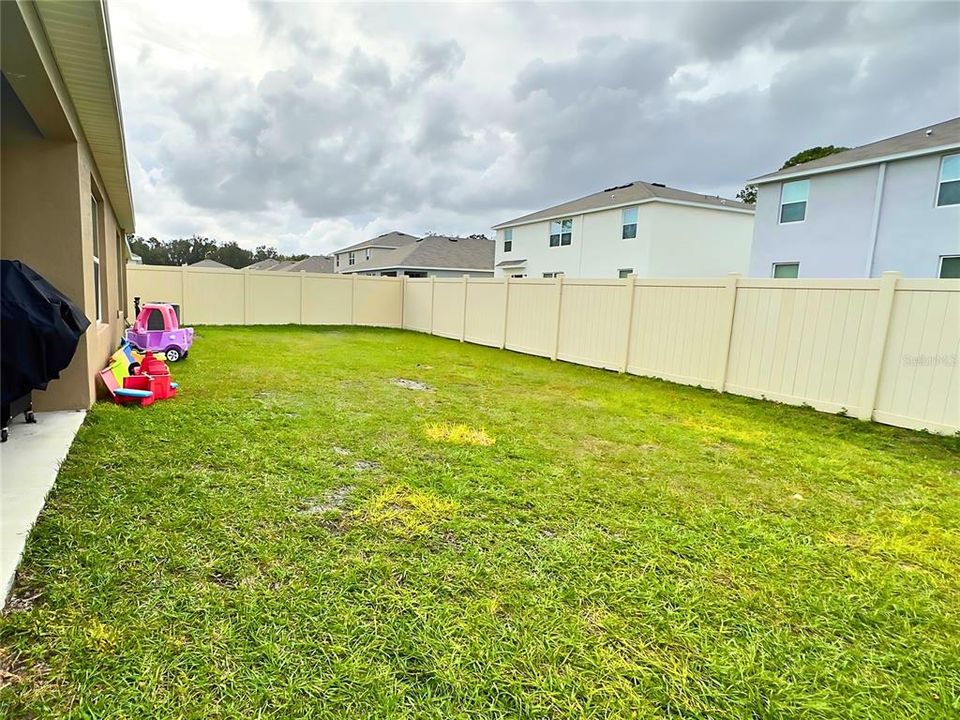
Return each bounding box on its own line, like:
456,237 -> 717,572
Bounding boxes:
549,218 -> 572,247
618,269 -> 633,278
779,180 -> 809,223
405,271 -> 428,278
542,272 -> 564,278
336,255 -> 340,268
937,154 -> 960,207
510,273 -> 526,278
621,207 -> 638,239
348,251 -> 356,265
503,228 -> 513,252
365,248 -> 371,260
90,193 -> 104,322
772,262 -> 800,278
939,255 -> 960,278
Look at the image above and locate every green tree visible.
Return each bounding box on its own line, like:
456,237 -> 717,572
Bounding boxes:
780,145 -> 850,170
126,235 -> 308,267
737,145 -> 850,205
212,241 -> 254,269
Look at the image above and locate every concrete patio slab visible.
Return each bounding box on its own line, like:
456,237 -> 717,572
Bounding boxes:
0,409 -> 86,607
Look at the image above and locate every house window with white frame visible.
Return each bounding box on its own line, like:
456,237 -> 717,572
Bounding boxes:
618,268 -> 633,278
336,255 -> 340,268
90,193 -> 103,322
779,180 -> 809,223
542,272 -> 564,278
772,262 -> 800,278
939,255 -> 960,279
621,207 -> 638,239
348,251 -> 356,266
937,154 -> 960,207
503,228 -> 513,252
365,248 -> 371,260
549,218 -> 572,247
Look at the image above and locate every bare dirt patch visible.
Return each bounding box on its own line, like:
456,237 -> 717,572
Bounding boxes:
353,460 -> 380,472
391,378 -> 433,391
299,485 -> 355,515
332,446 -> 352,456
4,587 -> 41,613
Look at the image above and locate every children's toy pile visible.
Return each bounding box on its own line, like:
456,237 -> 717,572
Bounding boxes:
98,342 -> 179,407
99,301 -> 194,407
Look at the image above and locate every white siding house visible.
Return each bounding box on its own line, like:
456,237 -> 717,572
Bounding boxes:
748,117 -> 960,278
492,181 -> 754,279
333,231 -> 418,272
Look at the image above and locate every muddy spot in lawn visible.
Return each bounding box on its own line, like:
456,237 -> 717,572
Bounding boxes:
391,378 -> 433,392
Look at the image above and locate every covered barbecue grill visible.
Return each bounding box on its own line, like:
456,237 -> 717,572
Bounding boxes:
0,260 -> 90,441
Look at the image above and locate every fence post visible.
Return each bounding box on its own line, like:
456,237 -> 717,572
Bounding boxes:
717,273 -> 741,391
400,275 -> 407,329
620,274 -> 637,373
551,275 -> 564,361
501,277 -> 510,349
242,268 -> 249,324
180,264 -> 187,323
857,271 -> 900,421
299,271 -> 305,325
429,276 -> 436,335
351,274 -> 358,325
460,275 -> 469,342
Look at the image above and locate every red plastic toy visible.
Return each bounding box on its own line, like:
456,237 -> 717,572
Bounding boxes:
121,351 -> 177,406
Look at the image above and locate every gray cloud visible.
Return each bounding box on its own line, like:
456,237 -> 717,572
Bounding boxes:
115,0 -> 960,250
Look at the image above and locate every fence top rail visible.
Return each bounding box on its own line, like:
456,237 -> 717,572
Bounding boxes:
632,278 -> 730,288
738,278 -> 882,290
564,279 -> 631,287
352,274 -> 402,283
896,278 -> 960,291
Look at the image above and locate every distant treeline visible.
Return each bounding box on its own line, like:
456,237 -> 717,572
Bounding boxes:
127,235 -> 307,268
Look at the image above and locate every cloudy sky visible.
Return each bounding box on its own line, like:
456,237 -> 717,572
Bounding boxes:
110,1 -> 960,255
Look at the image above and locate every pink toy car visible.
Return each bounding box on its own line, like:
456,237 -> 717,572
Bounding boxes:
126,302 -> 194,362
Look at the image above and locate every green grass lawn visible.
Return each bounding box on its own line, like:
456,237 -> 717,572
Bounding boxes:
2,326 -> 959,719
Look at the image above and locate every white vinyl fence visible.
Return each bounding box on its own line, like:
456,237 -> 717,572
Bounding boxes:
128,265 -> 959,434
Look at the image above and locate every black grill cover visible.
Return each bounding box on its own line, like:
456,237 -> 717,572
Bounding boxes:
1,260 -> 90,405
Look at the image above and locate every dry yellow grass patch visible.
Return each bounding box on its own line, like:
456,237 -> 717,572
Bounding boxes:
363,484 -> 457,536
424,422 -> 494,446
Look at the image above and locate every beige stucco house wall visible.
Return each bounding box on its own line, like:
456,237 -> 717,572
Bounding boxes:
1,0 -> 135,410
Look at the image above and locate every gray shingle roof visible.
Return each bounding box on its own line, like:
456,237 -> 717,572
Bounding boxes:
268,261 -> 295,271
336,231 -> 419,254
190,258 -> 232,269
342,236 -> 494,273
245,259 -> 280,270
493,181 -> 751,229
751,116 -> 960,183
286,255 -> 334,273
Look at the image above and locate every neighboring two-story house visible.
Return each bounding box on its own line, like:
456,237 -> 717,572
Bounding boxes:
491,181 -> 754,279
339,235 -> 494,278
748,117 -> 960,279
333,231 -> 418,272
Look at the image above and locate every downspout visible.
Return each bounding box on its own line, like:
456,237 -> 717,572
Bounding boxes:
864,162 -> 887,277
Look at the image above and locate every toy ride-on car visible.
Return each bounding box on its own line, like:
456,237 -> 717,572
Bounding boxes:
125,302 -> 194,362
